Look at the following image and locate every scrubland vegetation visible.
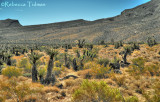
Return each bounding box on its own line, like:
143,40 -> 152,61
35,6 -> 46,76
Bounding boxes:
0,37 -> 160,102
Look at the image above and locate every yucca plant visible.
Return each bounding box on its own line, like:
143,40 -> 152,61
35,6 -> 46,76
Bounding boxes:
120,46 -> 132,65
147,36 -> 157,47
29,52 -> 43,82
45,49 -> 58,84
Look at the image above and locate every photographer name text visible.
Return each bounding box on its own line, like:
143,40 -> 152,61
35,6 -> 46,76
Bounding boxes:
1,1 -> 46,7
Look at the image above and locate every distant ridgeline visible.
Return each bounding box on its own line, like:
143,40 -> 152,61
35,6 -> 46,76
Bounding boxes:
0,0 -> 160,44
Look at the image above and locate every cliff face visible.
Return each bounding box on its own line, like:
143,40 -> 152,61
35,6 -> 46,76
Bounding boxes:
0,0 -> 160,44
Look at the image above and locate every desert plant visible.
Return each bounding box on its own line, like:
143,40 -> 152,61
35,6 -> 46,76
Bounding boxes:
85,44 -> 93,50
128,57 -> 146,76
0,77 -> 42,102
144,82 -> 160,102
91,63 -> 111,78
114,41 -> 123,49
72,58 -> 78,71
38,66 -> 46,78
111,38 -> 114,45
97,58 -> 110,67
125,96 -> 139,102
146,63 -> 160,76
131,43 -> 140,50
29,52 -> 43,82
18,58 -> 32,73
120,46 -> 132,65
147,36 -> 157,47
64,53 -> 70,68
2,66 -> 22,78
45,49 -> 58,84
99,40 -> 105,45
78,39 -> 85,48
72,80 -> 123,102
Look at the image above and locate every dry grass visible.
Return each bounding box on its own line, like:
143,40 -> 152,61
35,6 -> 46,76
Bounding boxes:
1,44 -> 160,102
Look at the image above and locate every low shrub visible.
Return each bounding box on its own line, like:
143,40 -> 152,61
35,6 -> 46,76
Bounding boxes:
38,66 -> 46,78
2,66 -> 22,78
144,81 -> 160,102
97,58 -> 110,67
128,57 -> 146,76
128,57 -> 160,76
112,75 -> 126,87
18,58 -> 32,73
91,64 -> 110,79
72,80 -> 123,102
23,73 -> 32,78
0,77 -> 42,102
125,96 -> 139,102
146,63 -> 160,76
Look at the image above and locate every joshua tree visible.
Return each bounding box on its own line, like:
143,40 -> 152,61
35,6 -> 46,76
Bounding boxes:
45,49 -> 58,84
64,53 -> 70,68
114,41 -> 123,49
76,50 -> 80,58
120,46 -> 132,65
147,36 -> 157,47
111,38 -> 114,45
73,58 -> 78,71
29,52 -> 43,82
78,39 -> 85,48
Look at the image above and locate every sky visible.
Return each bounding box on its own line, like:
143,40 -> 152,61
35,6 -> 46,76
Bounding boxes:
0,0 -> 151,25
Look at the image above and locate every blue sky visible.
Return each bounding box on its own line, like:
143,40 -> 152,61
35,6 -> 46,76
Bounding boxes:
0,0 -> 150,25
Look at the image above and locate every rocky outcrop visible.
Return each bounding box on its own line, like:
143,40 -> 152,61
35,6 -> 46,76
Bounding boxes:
0,19 -> 22,28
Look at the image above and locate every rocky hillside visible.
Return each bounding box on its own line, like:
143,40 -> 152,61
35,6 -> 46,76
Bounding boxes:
0,0 -> 160,44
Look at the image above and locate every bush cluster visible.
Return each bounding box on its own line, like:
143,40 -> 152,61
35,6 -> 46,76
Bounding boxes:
2,66 -> 22,78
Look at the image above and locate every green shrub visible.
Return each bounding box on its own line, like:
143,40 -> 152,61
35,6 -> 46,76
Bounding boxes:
147,37 -> 157,47
2,66 -> 22,78
128,57 -> 160,76
38,66 -> 46,77
0,77 -> 42,102
53,67 -> 61,76
18,58 -> 32,73
23,73 -> 32,78
97,58 -> 109,67
146,63 -> 160,76
114,41 -> 123,49
128,57 -> 146,76
72,80 -> 123,102
91,63 -> 111,79
125,96 -> 139,102
144,82 -> 160,102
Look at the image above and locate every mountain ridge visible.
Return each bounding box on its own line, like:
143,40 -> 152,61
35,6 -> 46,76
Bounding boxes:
0,0 -> 160,44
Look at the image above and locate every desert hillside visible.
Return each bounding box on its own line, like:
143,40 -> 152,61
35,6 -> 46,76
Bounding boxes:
0,0 -> 160,44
